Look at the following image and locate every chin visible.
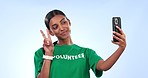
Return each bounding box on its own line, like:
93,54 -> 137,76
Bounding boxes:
58,35 -> 70,40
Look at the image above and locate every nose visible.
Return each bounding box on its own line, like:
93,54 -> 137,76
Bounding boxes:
59,25 -> 64,31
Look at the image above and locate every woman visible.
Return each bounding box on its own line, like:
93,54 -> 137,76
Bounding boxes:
34,9 -> 126,78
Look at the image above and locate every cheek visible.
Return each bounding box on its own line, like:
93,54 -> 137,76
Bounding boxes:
68,26 -> 71,31
55,30 -> 61,36
50,29 -> 58,35
63,22 -> 69,27
68,27 -> 71,32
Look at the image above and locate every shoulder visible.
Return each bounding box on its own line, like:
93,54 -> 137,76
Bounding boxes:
34,47 -> 44,57
73,44 -> 86,50
74,44 -> 95,53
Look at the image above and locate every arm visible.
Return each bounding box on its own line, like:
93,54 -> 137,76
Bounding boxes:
97,26 -> 126,71
38,60 -> 51,78
38,29 -> 54,78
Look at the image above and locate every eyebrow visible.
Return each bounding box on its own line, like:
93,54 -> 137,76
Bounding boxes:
51,18 -> 66,27
52,24 -> 57,27
60,18 -> 66,23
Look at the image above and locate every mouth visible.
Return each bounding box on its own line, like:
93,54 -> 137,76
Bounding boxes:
60,30 -> 67,36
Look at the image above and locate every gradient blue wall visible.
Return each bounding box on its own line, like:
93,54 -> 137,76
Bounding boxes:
0,0 -> 147,78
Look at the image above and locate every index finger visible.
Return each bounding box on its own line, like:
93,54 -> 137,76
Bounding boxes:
46,29 -> 52,40
40,30 -> 46,39
116,26 -> 125,35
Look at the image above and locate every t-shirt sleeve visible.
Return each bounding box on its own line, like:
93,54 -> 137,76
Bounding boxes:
34,48 -> 44,78
86,48 -> 103,77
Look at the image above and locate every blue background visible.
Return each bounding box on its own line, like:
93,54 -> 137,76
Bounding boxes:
0,0 -> 148,78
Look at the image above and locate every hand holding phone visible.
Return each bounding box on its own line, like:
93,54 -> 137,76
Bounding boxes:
112,17 -> 121,42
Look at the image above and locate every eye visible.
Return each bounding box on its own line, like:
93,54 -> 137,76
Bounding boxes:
52,25 -> 58,30
61,20 -> 67,25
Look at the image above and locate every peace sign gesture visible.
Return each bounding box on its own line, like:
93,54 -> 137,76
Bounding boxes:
40,29 -> 54,56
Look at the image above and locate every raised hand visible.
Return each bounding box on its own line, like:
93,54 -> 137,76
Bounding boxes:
40,29 -> 54,56
112,26 -> 126,48
96,26 -> 126,71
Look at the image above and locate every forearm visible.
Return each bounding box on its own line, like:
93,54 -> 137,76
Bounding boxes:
38,60 -> 51,78
97,47 -> 125,71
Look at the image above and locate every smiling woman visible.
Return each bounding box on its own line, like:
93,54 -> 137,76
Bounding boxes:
34,9 -> 126,78
49,15 -> 71,40
1,0 -> 148,78
45,10 -> 71,41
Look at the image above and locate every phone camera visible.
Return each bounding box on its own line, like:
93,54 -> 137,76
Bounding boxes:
114,18 -> 118,25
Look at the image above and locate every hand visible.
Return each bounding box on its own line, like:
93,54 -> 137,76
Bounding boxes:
112,26 -> 126,49
40,29 -> 54,56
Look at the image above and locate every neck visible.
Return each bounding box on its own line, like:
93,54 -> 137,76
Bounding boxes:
57,36 -> 73,45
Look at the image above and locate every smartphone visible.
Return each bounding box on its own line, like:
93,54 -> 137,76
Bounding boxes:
112,17 -> 121,42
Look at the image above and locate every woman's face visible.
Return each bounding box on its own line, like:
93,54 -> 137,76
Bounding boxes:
49,15 -> 71,40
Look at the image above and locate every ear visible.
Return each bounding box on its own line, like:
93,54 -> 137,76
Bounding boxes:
49,30 -> 54,36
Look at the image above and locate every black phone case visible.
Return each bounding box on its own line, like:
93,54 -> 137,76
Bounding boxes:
112,17 -> 121,42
